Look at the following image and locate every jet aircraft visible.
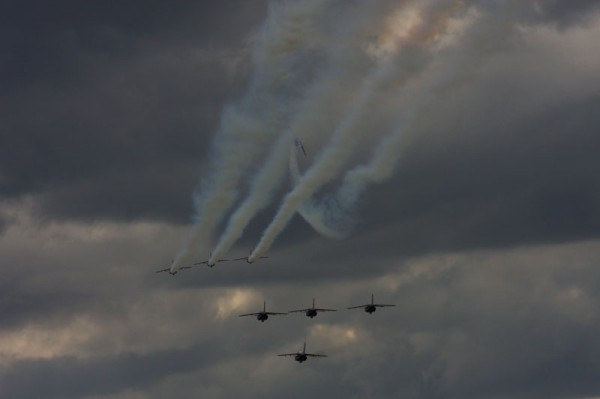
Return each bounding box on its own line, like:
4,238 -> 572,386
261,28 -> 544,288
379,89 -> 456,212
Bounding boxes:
288,298 -> 336,318
294,138 -> 307,157
277,342 -> 327,363
347,294 -> 395,314
155,260 -> 192,275
239,301 -> 287,322
244,255 -> 269,264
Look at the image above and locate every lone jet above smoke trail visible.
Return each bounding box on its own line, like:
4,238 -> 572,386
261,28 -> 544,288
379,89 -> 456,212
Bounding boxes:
294,138 -> 307,157
278,342 -> 327,363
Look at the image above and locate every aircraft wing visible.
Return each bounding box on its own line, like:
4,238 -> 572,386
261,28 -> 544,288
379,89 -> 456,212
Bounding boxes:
288,309 -> 309,313
229,256 -> 269,262
305,353 -> 328,357
265,312 -> 288,315
193,260 -> 209,266
238,313 -> 261,317
156,266 -> 191,273
192,259 -> 229,265
277,353 -> 297,357
347,305 -> 368,309
158,266 -> 192,272
155,268 -> 171,273
314,308 -> 337,312
374,304 -> 396,307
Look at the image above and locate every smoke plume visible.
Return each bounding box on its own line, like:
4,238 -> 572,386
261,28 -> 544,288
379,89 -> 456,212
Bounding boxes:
181,0 -> 589,267
171,0 -> 332,271
248,0 -> 469,262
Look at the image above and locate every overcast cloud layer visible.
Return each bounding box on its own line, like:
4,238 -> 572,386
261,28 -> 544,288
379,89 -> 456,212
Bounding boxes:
2,1 -> 600,398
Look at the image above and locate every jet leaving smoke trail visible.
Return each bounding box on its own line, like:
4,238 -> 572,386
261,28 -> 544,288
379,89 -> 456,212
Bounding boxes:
247,0 -> 468,262
207,1 -> 392,263
171,0 -> 332,272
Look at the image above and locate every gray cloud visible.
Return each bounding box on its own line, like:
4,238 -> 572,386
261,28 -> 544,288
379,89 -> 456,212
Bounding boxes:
0,1 -> 266,223
2,2 -> 600,399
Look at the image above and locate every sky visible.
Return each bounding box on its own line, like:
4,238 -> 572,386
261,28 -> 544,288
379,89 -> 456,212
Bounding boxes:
1,0 -> 600,398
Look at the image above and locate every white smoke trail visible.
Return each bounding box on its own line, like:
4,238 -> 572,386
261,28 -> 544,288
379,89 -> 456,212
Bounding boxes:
247,0 -> 478,262
207,1 -> 393,263
171,0 -> 332,272
289,2 -> 536,234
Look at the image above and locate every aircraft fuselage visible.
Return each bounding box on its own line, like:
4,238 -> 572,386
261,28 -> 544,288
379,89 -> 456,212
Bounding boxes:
295,354 -> 308,362
365,305 -> 376,313
257,313 -> 268,322
305,309 -> 317,318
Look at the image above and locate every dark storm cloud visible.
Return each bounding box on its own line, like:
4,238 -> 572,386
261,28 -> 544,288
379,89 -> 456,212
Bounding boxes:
0,346 -> 211,399
389,250 -> 600,399
36,161 -> 202,224
0,1 -> 267,223
0,278 -> 93,331
534,0 -> 600,27
356,94 -> 600,257
0,1 -> 265,91
284,18 -> 600,262
129,243 -> 600,399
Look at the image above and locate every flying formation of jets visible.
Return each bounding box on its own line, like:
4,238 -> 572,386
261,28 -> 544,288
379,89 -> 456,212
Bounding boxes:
237,294 -> 395,361
155,256 -> 269,274
156,138 -> 395,363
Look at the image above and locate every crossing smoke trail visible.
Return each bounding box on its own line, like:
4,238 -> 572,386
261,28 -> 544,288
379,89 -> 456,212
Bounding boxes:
207,1 -> 401,263
290,2 -> 537,236
289,142 -> 343,239
248,0 -> 468,262
170,0 -> 332,272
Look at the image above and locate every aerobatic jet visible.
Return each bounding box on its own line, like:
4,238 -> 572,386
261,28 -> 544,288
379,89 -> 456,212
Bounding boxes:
347,294 -> 395,314
244,255 -> 269,264
294,138 -> 307,157
155,260 -> 192,275
278,342 -> 327,363
239,301 -> 287,322
288,298 -> 336,319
